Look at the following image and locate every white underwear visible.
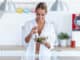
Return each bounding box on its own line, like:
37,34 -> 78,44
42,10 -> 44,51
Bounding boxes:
35,53 -> 39,59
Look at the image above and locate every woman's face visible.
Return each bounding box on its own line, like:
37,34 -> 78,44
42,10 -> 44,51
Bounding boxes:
36,8 -> 46,21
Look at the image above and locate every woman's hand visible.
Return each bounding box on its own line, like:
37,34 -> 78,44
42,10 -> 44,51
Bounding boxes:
25,26 -> 38,43
42,41 -> 51,49
30,26 -> 38,34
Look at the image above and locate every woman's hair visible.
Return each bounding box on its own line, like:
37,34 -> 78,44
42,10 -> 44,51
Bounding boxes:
35,2 -> 47,13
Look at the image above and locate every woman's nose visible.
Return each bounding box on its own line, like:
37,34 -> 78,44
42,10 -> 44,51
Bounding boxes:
39,15 -> 43,18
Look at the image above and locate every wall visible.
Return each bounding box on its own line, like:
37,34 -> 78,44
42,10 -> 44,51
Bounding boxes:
0,13 -> 35,45
0,0 -> 78,47
0,12 -> 72,45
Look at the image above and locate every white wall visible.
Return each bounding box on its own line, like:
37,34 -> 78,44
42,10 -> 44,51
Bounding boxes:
0,12 -> 72,45
46,12 -> 72,35
72,31 -> 80,47
0,13 -> 35,45
0,0 -> 76,46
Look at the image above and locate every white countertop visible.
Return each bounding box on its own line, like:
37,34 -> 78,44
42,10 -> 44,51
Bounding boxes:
0,46 -> 80,51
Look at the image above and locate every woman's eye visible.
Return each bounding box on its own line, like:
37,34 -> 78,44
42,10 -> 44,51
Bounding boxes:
37,13 -> 45,16
37,14 -> 40,16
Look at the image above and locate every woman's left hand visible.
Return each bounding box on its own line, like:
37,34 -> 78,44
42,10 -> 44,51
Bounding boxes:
42,41 -> 51,49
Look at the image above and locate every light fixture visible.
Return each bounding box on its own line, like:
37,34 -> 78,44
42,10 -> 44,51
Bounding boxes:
51,0 -> 69,11
0,0 -> 6,11
0,0 -> 7,18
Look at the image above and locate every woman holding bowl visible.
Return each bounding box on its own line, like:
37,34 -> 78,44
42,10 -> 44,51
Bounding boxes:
24,2 -> 57,60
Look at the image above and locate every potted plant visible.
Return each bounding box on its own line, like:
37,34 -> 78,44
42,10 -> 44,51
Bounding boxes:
58,32 -> 70,47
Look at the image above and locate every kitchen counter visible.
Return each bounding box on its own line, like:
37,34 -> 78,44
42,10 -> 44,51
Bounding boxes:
52,47 -> 80,51
0,45 -> 26,51
0,45 -> 79,51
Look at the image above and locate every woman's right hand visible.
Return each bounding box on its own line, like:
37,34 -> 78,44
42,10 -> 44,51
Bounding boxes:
30,26 -> 38,34
25,26 -> 38,43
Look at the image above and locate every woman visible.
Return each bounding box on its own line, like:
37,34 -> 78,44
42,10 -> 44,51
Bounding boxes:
24,2 -> 57,60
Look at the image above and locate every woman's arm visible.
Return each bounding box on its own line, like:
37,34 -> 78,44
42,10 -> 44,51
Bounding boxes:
25,32 -> 32,43
25,26 -> 38,43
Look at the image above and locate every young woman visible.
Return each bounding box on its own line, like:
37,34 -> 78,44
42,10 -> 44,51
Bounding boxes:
24,2 -> 57,60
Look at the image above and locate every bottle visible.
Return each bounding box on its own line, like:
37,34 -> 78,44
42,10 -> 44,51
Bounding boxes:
70,40 -> 75,48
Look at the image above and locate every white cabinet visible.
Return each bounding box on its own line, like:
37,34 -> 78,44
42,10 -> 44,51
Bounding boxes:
51,47 -> 80,60
0,46 -> 26,60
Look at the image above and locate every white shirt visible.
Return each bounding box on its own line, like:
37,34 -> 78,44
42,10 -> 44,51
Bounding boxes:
24,20 -> 57,60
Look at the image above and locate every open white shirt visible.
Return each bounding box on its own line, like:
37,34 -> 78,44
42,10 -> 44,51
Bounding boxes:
24,20 -> 57,60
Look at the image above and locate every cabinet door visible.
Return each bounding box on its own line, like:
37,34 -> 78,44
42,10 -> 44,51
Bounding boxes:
0,51 -> 2,56
59,56 -> 80,60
